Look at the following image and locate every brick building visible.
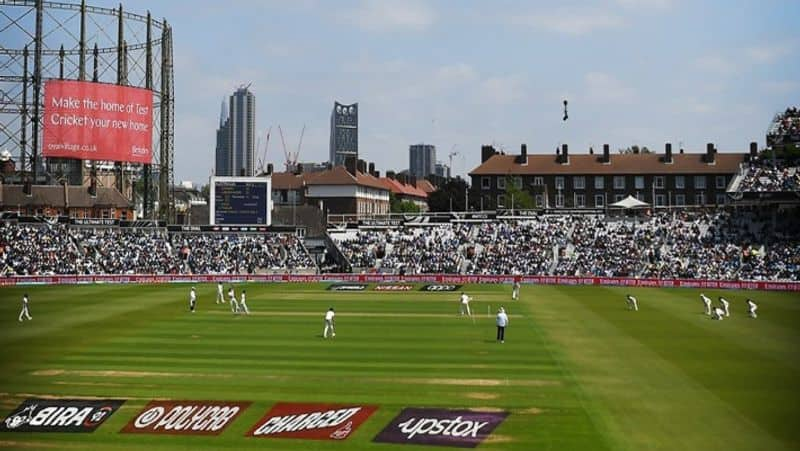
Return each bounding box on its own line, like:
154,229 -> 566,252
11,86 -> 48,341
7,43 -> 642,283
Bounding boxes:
0,183 -> 133,219
470,143 -> 750,209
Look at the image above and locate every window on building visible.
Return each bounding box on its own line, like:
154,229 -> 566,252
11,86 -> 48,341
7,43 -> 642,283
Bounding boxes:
716,194 -> 727,205
497,177 -> 506,189
555,194 -> 564,207
695,193 -> 706,205
533,176 -> 544,186
576,194 -> 586,208
675,175 -> 685,189
555,176 -> 565,190
655,194 -> 666,206
716,176 -> 727,189
481,177 -> 490,190
675,194 -> 686,206
635,176 -> 645,189
654,176 -> 665,189
535,194 -> 545,207
594,176 -> 604,189
497,194 -> 506,208
595,194 -> 605,207
574,176 -> 585,190
694,176 -> 706,189
614,176 -> 625,189
614,194 -> 625,202
513,177 -> 522,189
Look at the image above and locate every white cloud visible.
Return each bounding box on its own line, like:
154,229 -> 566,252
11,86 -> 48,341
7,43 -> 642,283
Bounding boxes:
584,72 -> 636,104
511,8 -> 624,36
339,0 -> 435,32
745,43 -> 794,64
477,74 -> 528,106
761,80 -> 800,94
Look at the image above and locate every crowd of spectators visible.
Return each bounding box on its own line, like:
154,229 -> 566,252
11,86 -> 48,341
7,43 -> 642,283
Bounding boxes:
738,159 -> 800,192
330,210 -> 799,281
0,224 -> 315,275
767,106 -> 800,144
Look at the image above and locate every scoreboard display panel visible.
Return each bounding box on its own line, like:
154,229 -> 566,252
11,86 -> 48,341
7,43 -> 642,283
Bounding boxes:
209,176 -> 272,225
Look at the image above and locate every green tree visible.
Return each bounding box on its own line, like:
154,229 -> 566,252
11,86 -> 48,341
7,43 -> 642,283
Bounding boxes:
503,176 -> 534,209
390,193 -> 421,213
427,177 -> 471,212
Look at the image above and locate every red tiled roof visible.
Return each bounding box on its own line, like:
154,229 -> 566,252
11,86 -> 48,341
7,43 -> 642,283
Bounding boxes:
270,172 -> 304,190
303,166 -> 389,191
416,179 -> 437,194
469,152 -> 746,176
0,185 -> 130,208
379,177 -> 428,199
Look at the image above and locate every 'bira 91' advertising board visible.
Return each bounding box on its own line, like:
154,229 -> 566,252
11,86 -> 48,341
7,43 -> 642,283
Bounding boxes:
0,398 -> 124,432
42,80 -> 153,163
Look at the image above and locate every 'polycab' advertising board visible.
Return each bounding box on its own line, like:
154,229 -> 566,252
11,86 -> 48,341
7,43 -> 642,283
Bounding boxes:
373,408 -> 509,448
42,80 -> 153,163
246,402 -> 378,440
0,398 -> 124,432
121,400 -> 250,435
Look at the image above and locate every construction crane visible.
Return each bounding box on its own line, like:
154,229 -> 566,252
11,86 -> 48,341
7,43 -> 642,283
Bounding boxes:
256,126 -> 271,174
447,145 -> 459,179
278,124 -> 305,172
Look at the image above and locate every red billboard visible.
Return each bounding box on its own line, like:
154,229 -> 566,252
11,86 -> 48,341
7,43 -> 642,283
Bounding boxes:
246,402 -> 378,440
42,80 -> 153,163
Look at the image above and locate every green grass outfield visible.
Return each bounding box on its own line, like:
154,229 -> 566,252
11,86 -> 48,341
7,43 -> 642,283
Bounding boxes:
0,282 -> 798,450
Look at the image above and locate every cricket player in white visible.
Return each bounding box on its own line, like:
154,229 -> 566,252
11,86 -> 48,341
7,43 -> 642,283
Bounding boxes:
228,287 -> 240,313
626,294 -> 639,311
323,307 -> 336,338
700,293 -> 713,316
718,297 -> 730,317
712,306 -> 725,320
511,282 -> 520,301
18,293 -> 32,322
496,307 -> 508,343
459,292 -> 472,316
240,290 -> 249,315
747,299 -> 758,318
216,282 -> 224,304
189,287 -> 197,313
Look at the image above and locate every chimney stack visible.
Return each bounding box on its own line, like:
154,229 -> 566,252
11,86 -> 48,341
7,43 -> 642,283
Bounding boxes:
602,144 -> 610,164
357,159 -> 367,174
481,145 -> 497,163
705,142 -> 716,164
345,156 -> 357,176
368,162 -> 375,174
665,143 -> 673,164
560,144 -> 569,164
749,142 -> 758,158
267,163 -> 273,175
516,143 -> 528,164
387,170 -> 396,180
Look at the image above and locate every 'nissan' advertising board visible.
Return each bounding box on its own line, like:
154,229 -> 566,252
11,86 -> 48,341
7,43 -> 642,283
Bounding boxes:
0,398 -> 124,432
121,400 -> 250,435
373,408 -> 509,448
420,284 -> 462,292
247,402 -> 378,440
327,283 -> 367,291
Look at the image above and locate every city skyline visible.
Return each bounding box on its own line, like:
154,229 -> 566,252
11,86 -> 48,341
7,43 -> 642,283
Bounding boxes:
86,0 -> 800,185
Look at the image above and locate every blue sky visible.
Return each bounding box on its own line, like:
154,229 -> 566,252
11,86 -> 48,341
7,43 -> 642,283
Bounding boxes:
12,0 -> 800,184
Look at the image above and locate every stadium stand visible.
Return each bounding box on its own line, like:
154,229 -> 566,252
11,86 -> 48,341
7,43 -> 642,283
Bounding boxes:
328,209 -> 800,281
0,223 -> 316,275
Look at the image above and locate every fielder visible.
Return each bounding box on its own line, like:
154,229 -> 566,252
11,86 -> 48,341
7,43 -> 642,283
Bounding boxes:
459,292 -> 472,317
626,294 -> 639,311
700,293 -> 713,316
747,299 -> 758,318
189,286 -> 197,313
240,289 -> 250,315
18,293 -> 32,322
712,306 -> 725,320
216,282 -> 224,304
323,307 -> 336,338
511,282 -> 520,301
718,296 -> 730,317
228,286 -> 240,313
